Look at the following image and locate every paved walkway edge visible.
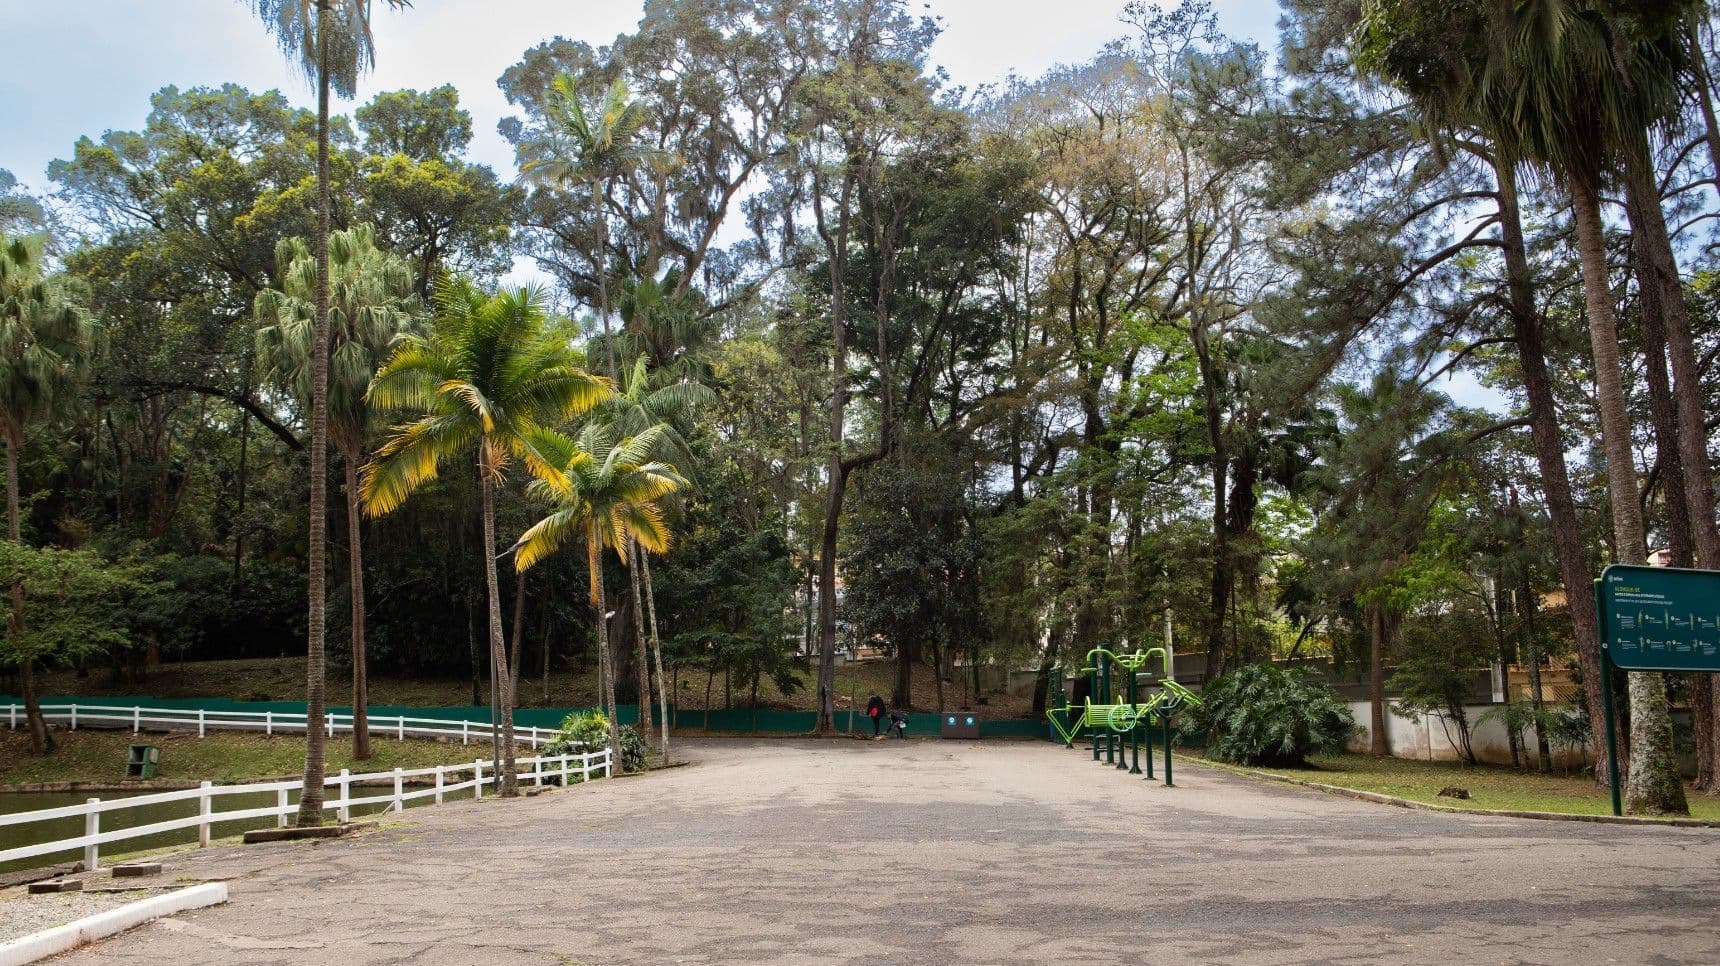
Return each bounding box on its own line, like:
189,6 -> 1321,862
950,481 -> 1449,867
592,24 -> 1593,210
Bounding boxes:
0,882 -> 228,966
1185,758 -> 1720,828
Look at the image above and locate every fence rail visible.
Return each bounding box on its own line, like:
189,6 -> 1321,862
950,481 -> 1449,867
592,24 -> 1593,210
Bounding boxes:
1,702 -> 609,872
6,701 -> 559,748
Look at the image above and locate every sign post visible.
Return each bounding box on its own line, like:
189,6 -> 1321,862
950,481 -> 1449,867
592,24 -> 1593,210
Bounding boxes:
1595,564 -> 1720,815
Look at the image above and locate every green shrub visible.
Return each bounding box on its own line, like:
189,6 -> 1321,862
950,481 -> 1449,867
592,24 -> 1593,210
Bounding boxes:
544,709 -> 610,762
618,725 -> 647,773
1189,663 -> 1355,767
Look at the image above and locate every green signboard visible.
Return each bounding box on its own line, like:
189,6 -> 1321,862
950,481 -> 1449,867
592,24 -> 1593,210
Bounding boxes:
1599,564 -> 1720,672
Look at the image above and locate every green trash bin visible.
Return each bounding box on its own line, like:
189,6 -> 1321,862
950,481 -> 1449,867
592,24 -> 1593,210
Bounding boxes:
126,744 -> 159,779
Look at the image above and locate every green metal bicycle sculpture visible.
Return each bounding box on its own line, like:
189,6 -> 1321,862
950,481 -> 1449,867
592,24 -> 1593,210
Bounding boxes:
1045,646 -> 1199,785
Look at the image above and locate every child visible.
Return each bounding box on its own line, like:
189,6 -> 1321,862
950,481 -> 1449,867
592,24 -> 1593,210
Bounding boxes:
888,709 -> 908,739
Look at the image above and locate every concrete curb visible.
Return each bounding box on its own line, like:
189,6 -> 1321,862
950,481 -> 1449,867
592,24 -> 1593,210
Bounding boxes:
1189,758 -> 1720,828
0,882 -> 228,966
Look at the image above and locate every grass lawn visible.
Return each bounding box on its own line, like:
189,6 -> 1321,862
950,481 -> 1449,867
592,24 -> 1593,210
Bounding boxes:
1264,753 -> 1720,821
0,729 -> 500,786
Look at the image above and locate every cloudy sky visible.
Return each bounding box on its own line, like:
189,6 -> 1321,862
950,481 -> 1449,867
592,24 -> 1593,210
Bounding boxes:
1,0 -> 1280,194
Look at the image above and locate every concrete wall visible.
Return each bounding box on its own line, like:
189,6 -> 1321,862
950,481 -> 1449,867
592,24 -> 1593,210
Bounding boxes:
1345,699 -> 1590,771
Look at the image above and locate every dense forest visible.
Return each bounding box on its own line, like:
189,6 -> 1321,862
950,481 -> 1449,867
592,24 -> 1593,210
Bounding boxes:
3,0 -> 1719,815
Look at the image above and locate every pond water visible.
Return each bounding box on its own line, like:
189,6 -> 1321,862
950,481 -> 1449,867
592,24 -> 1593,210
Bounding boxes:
0,782 -> 477,875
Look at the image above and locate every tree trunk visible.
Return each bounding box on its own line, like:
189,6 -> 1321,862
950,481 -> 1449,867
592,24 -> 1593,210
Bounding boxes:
589,536 -> 620,763
642,551 -> 669,758
1621,131 -> 1720,572
812,167 -> 857,735
540,594 -> 551,704
233,404 -> 249,588
1568,169 -> 1685,814
510,567 -> 526,702
296,22 -> 333,828
479,462 -> 518,797
1494,155 -> 1610,781
627,540 -> 650,748
1636,261 -> 1704,790
1367,602 -> 1389,757
6,428 -> 50,754
345,454 -> 370,761
893,637 -> 916,710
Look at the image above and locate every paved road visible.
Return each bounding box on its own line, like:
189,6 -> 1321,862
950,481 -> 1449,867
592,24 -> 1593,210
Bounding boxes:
48,739 -> 1720,964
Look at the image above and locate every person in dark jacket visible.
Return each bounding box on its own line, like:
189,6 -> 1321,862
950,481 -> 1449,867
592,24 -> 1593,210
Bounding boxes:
888,709 -> 908,739
866,695 -> 886,736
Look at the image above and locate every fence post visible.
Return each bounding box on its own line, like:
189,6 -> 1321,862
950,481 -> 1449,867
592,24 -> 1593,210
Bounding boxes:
8,703 -> 14,730
393,768 -> 404,812
582,753 -> 591,784
276,787 -> 289,828
559,755 -> 568,786
397,716 -> 404,741
335,769 -> 350,823
197,709 -> 205,738
534,757 -> 543,788
71,704 -> 78,730
132,707 -> 140,735
327,715 -> 334,738
462,719 -> 469,746
605,749 -> 612,778
265,711 -> 273,737
84,798 -> 100,870
434,765 -> 445,805
198,782 -> 212,848
474,760 -> 484,800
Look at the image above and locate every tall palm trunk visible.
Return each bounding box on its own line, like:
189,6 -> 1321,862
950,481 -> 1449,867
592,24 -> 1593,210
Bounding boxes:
627,540 -> 650,754
510,569 -> 527,700
6,428 -> 50,754
589,535 -> 621,763
479,456 -> 519,797
346,453 -> 370,761
642,551 -> 669,757
1493,154 -> 1611,782
1568,169 -> 1686,814
297,12 -> 332,827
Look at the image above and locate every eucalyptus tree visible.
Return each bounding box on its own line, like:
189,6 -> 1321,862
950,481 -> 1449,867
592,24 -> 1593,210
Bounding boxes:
776,0 -> 953,732
513,422 -> 686,763
255,225 -> 417,760
498,0 -> 815,300
516,73 -> 662,381
363,278 -> 609,795
246,0 -> 408,826
0,232 -> 93,753
0,171 -> 47,237
1357,0 -> 1686,813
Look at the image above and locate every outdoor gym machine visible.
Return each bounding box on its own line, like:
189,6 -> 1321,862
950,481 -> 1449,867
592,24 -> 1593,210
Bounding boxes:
1046,646 -> 1198,787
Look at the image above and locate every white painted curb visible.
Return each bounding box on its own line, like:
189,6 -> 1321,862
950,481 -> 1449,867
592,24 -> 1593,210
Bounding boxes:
0,882 -> 228,966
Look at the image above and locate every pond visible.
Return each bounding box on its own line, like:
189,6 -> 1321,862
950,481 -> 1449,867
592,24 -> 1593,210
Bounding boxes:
0,782 -> 478,875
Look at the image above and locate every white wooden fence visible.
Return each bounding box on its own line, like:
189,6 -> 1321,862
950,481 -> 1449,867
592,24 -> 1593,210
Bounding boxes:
1,702 -> 610,872
6,701 -> 560,748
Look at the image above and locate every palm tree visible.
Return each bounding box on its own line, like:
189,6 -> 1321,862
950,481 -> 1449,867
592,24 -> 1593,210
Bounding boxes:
255,225 -> 417,761
246,0 -> 408,827
1356,0 -> 1687,813
599,357 -> 712,756
513,422 -> 687,763
517,73 -> 667,381
0,232 -> 92,754
362,277 -> 608,796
